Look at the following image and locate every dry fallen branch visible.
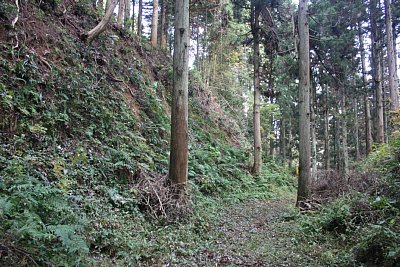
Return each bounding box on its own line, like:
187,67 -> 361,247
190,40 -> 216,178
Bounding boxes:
133,168 -> 192,221
311,169 -> 381,203
0,238 -> 39,266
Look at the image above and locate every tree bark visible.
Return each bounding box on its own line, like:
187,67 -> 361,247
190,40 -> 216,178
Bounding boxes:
376,48 -> 385,143
270,136 -> 274,157
358,21 -> 373,155
137,0 -> 143,36
160,0 -> 168,48
168,0 -> 189,198
195,25 -> 200,63
280,119 -> 286,162
251,1 -> 262,176
151,0 -> 159,46
270,116 -> 275,157
84,0 -> 119,44
341,88 -> 349,174
334,113 -> 340,171
117,0 -> 125,27
297,0 -> 311,204
124,0 -> 130,28
310,80 -> 317,179
384,0 -> 399,111
370,0 -> 385,144
323,84 -> 330,170
131,0 -> 135,32
354,100 -> 361,160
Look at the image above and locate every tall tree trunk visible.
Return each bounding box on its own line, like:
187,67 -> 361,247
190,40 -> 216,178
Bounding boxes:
131,0 -> 135,32
117,0 -> 125,27
323,85 -> 330,170
334,113 -> 340,171
84,0 -> 119,44
124,0 -> 130,28
370,0 -> 385,144
383,74 -> 389,143
137,0 -> 143,36
341,88 -> 349,174
292,13 -> 298,56
270,136 -> 274,157
297,0 -> 311,203
151,0 -> 159,46
251,2 -> 262,176
195,25 -> 200,63
280,119 -> 286,162
354,100 -> 361,160
160,0 -> 168,48
269,116 -> 275,157
358,21 -> 373,155
376,48 -> 385,143
168,0 -> 189,198
384,0 -> 399,111
311,80 -> 317,179
393,24 -> 398,79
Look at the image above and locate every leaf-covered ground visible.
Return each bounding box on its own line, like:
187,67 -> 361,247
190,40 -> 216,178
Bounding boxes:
167,197 -> 321,267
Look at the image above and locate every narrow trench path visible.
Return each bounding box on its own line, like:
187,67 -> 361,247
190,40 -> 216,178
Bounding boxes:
176,197 -> 317,267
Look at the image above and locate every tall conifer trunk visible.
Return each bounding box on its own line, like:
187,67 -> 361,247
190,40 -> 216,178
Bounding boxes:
117,0 -> 125,26
160,0 -> 168,48
376,48 -> 385,143
354,100 -> 361,160
341,88 -> 349,174
124,0 -> 130,28
137,0 -> 143,36
334,114 -> 340,170
131,0 -> 135,32
384,0 -> 399,111
251,1 -> 262,176
323,85 -> 330,170
288,118 -> 293,169
168,0 -> 189,198
297,0 -> 311,203
280,119 -> 286,162
310,81 -> 317,179
151,0 -> 159,46
370,0 -> 385,144
358,21 -> 373,155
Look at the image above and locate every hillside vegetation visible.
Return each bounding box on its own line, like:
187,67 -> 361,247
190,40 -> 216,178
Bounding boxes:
1,1 -> 400,266
0,1 -> 295,265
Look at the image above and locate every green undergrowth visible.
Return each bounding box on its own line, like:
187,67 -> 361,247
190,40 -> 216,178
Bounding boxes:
294,135 -> 400,266
0,2 -> 295,266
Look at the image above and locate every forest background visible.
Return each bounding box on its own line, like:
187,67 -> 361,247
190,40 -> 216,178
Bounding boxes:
0,0 -> 400,266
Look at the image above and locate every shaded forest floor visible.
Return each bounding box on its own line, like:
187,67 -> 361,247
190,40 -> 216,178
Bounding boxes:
159,196 -> 329,267
179,197 -> 300,266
